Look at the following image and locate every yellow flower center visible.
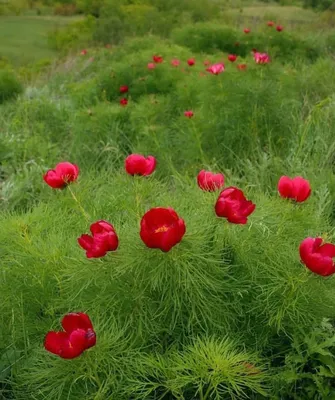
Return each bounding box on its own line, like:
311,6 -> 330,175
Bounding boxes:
155,226 -> 169,233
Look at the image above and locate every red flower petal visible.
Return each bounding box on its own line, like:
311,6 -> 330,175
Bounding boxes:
55,162 -> 79,183
61,312 -> 94,333
215,187 -> 255,224
304,254 -> 335,277
278,176 -> 293,199
140,207 -> 186,252
44,329 -> 87,359
44,331 -> 67,355
125,154 -> 156,176
300,237 -> 335,277
319,243 -> 335,258
43,170 -> 66,189
197,170 -> 224,192
78,234 -> 94,251
278,176 -> 311,202
90,220 -> 114,235
143,156 -> 156,176
44,162 -> 79,189
291,176 -> 311,202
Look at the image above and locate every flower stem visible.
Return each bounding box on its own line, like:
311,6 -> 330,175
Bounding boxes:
133,177 -> 142,218
67,185 -> 90,221
191,120 -> 205,163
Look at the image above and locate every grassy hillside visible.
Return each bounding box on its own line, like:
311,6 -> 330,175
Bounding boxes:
1,4 -> 335,400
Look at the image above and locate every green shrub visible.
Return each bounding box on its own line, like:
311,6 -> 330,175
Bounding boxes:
303,0 -> 334,10
0,70 -> 23,103
53,2 -> 77,15
92,15 -> 124,44
274,320 -> 335,398
1,167 -> 334,398
47,15 -> 96,52
76,0 -> 107,17
171,23 -> 323,63
171,23 -> 246,55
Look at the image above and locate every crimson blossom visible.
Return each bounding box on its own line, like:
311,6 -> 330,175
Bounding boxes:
43,162 -> 79,189
78,220 -> 119,258
254,52 -> 270,64
153,55 -> 163,63
119,85 -> 128,93
140,207 -> 186,252
228,54 -> 237,63
184,110 -> 194,118
206,63 -> 225,75
215,187 -> 256,224
278,176 -> 311,203
45,313 -> 96,359
197,170 -> 224,192
125,154 -> 156,176
300,238 -> 335,277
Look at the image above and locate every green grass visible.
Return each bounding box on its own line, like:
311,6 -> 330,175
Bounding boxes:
228,5 -> 317,21
1,3 -> 335,399
0,16 -> 82,66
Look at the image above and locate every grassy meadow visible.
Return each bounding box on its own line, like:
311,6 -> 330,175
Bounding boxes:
1,2 -> 335,399
0,16 -> 82,66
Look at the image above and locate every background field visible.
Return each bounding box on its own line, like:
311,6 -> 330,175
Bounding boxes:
0,16 -> 82,65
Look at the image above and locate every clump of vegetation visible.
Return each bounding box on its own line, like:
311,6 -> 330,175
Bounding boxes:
0,69 -> 22,103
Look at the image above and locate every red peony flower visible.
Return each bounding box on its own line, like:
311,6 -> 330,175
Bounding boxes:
300,237 -> 335,277
184,110 -> 194,118
171,59 -> 180,67
197,170 -> 224,192
140,207 -> 186,252
147,62 -> 156,70
206,63 -> 225,75
43,162 -> 79,189
78,220 -> 119,258
44,313 -> 96,359
244,28 -> 251,34
120,98 -> 128,106
237,63 -> 247,71
187,58 -> 195,66
267,21 -> 275,27
215,187 -> 256,224
254,52 -> 270,64
125,154 -> 156,176
153,55 -> 163,63
276,25 -> 283,32
119,85 -> 129,93
80,49 -> 87,55
278,176 -> 311,203
228,54 -> 237,62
